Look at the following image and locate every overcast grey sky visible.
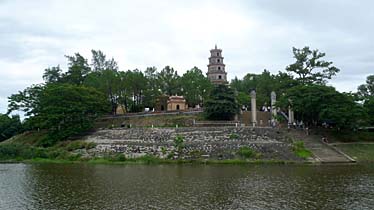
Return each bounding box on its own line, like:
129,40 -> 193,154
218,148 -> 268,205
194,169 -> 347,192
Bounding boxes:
1,0 -> 373,114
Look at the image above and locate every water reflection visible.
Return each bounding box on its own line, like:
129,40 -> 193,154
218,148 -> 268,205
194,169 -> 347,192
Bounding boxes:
0,163 -> 374,209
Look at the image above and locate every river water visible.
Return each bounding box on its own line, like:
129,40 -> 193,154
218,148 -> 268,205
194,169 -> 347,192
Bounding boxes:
0,163 -> 374,210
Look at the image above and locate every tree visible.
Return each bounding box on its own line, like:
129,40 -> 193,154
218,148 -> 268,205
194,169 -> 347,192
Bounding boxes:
8,84 -> 110,145
8,84 -> 44,117
357,75 -> 374,99
231,70 -> 283,108
0,114 -> 22,141
286,47 -> 340,85
158,66 -> 180,96
143,67 -> 161,108
36,84 -> 109,144
84,50 -> 120,114
278,85 -> 364,129
43,66 -> 62,84
126,69 -> 147,112
84,70 -> 120,115
364,96 -> 374,125
204,85 -> 239,120
62,53 -> 91,85
91,50 -> 118,72
180,67 -> 212,107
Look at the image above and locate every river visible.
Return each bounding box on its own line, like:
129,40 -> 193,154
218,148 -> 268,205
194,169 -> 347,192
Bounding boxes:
0,163 -> 373,209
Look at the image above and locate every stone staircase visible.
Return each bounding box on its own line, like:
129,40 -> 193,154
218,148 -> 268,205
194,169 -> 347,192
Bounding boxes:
289,130 -> 356,163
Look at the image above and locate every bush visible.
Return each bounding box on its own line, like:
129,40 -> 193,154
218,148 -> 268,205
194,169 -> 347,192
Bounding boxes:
65,141 -> 96,151
110,153 -> 126,162
292,141 -> 312,159
229,133 -> 239,139
174,135 -> 184,153
237,146 -> 256,159
0,144 -> 48,160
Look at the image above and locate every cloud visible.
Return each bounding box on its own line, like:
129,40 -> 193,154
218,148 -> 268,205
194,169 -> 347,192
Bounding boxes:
1,0 -> 373,113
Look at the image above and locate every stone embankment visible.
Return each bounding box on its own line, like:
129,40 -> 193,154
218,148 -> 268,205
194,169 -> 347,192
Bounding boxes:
83,127 -> 301,161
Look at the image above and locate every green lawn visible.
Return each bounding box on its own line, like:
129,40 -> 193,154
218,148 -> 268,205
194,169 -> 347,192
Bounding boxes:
336,144 -> 374,162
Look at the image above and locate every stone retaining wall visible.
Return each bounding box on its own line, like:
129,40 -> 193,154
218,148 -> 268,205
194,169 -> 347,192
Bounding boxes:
83,127 -> 300,161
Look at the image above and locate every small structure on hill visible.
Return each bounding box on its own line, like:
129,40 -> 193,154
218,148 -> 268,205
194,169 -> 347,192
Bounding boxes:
155,95 -> 188,111
167,95 -> 188,111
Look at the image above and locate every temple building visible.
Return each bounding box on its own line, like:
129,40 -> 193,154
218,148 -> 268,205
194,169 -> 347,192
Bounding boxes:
207,45 -> 228,85
155,95 -> 188,111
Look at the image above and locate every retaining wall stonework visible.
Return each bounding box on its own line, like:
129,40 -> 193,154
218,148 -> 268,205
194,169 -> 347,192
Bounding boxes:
83,127 -> 300,160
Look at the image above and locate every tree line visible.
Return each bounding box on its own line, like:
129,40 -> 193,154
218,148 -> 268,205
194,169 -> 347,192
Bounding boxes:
1,47 -> 373,145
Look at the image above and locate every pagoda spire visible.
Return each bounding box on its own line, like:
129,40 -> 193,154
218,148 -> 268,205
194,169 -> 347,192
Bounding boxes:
207,45 -> 227,85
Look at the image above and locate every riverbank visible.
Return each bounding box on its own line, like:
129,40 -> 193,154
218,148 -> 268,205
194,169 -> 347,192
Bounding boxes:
1,157 -> 298,165
0,129 -> 311,165
334,143 -> 374,162
2,125 -> 373,165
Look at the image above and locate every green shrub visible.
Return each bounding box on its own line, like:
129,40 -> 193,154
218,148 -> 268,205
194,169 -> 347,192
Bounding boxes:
237,146 -> 255,159
229,133 -> 239,139
161,147 -> 167,155
174,135 -> 184,153
110,153 -> 126,162
292,141 -> 312,159
65,141 -> 96,151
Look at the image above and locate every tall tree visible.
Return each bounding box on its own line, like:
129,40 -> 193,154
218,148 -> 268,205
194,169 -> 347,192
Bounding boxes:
85,50 -> 120,114
357,75 -> 374,99
62,53 -> 91,85
91,50 -> 118,72
126,69 -> 147,112
7,84 -> 44,117
180,67 -> 212,107
158,66 -> 180,96
286,47 -> 340,85
0,114 -> 22,142
143,67 -> 161,108
43,66 -> 62,84
278,85 -> 364,129
84,70 -> 120,115
204,85 -> 239,120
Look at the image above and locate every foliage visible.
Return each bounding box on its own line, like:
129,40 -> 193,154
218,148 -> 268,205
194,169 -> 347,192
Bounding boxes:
230,70 -> 298,109
7,84 -> 44,117
286,46 -> 340,85
62,53 -> 91,85
278,85 -> 365,129
364,97 -> 374,125
0,143 -> 46,160
237,146 -> 256,158
229,133 -> 239,139
357,75 -> 374,99
174,135 -> 184,153
8,84 -> 110,145
204,85 -> 239,120
292,141 -> 312,159
0,114 -> 22,142
158,66 -> 181,96
38,84 -> 109,144
63,141 -> 96,151
43,66 -> 62,84
336,144 -> 374,162
180,67 -> 213,107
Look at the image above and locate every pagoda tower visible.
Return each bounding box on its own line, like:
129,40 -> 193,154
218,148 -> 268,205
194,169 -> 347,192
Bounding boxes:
207,45 -> 227,85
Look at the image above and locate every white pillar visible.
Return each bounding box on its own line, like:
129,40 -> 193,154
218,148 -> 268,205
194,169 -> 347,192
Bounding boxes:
271,91 -> 277,119
250,90 -> 257,127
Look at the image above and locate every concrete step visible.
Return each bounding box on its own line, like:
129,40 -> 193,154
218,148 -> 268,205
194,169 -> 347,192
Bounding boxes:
290,130 -> 355,164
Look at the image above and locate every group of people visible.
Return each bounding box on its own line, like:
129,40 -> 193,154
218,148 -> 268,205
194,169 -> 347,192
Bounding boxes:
289,120 -> 305,129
